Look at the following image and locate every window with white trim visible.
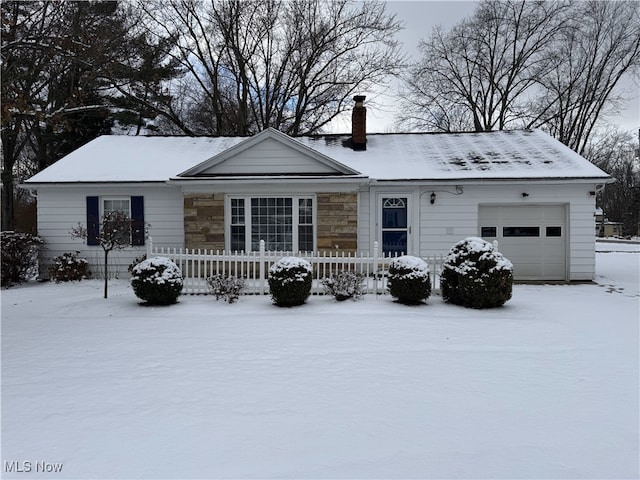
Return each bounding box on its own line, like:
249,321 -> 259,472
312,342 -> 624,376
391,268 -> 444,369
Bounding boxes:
103,198 -> 131,216
228,196 -> 315,252
102,197 -> 132,244
86,196 -> 145,246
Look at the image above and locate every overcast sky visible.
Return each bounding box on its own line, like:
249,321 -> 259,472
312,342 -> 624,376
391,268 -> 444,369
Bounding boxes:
330,0 -> 639,134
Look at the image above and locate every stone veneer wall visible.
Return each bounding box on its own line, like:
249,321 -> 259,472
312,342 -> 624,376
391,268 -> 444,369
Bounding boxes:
316,192 -> 358,252
184,193 -> 225,250
184,192 -> 358,252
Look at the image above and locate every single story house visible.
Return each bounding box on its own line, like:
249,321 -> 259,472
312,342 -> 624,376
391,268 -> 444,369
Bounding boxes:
24,97 -> 610,281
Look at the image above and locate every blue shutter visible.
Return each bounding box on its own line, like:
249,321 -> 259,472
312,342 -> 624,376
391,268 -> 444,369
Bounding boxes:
86,196 -> 100,245
131,196 -> 145,246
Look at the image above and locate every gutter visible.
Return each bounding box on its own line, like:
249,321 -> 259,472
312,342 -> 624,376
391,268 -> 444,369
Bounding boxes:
20,181 -> 171,189
368,176 -> 613,186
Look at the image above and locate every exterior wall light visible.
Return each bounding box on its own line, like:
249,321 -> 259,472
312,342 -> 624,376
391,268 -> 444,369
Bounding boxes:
430,192 -> 436,204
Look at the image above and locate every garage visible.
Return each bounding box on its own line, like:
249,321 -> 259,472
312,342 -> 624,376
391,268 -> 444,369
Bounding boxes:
479,205 -> 567,281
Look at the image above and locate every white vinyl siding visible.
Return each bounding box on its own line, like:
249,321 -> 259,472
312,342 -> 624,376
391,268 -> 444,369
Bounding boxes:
200,137 -> 338,175
357,183 -> 597,281
36,184 -> 184,278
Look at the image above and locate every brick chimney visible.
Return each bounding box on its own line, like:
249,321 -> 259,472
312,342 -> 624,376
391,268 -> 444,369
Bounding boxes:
352,95 -> 366,151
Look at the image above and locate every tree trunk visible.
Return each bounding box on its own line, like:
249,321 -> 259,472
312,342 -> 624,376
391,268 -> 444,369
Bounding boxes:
104,249 -> 109,299
1,173 -> 15,231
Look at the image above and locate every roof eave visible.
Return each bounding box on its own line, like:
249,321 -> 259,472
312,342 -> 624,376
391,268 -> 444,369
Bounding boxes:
169,175 -> 369,186
369,176 -> 612,185
20,180 -> 170,188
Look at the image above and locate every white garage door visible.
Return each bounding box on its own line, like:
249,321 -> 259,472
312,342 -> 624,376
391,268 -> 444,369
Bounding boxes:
479,205 -> 567,281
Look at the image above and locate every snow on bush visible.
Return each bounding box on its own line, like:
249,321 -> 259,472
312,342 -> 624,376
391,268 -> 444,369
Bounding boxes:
207,275 -> 245,304
1,231 -> 45,287
130,256 -> 183,305
387,255 -> 432,305
441,237 -> 513,309
127,254 -> 147,274
321,271 -> 366,301
268,256 -> 312,307
48,251 -> 90,283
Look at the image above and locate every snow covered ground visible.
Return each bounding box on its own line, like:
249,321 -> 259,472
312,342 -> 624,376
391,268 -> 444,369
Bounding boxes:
1,243 -> 638,479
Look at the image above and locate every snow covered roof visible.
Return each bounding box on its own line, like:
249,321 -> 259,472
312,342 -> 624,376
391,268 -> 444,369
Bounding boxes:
25,136 -> 247,183
297,129 -> 609,181
25,128 -> 609,184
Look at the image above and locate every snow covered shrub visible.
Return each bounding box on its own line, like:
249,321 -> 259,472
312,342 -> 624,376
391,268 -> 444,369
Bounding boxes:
268,257 -> 312,307
441,237 -> 513,309
130,256 -> 183,305
48,251 -> 90,283
207,275 -> 245,303
1,231 -> 45,287
387,255 -> 432,305
127,254 -> 147,274
321,271 -> 366,301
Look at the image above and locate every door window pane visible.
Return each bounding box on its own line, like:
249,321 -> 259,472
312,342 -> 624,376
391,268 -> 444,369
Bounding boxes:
383,231 -> 407,255
546,226 -> 562,237
382,198 -> 407,228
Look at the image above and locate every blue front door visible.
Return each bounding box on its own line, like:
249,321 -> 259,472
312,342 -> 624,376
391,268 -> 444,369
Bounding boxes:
382,197 -> 408,255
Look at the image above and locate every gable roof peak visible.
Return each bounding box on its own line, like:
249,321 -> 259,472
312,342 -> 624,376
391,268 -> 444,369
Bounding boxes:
177,126 -> 361,178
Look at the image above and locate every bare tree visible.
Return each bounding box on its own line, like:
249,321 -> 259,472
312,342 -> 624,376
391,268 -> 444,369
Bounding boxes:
584,129 -> 640,236
137,0 -> 405,135
400,0 -> 640,156
527,1 -> 640,156
70,210 -> 141,299
400,0 -> 566,132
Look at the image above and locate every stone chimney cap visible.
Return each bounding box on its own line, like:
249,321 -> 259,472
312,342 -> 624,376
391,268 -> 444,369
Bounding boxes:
353,95 -> 366,103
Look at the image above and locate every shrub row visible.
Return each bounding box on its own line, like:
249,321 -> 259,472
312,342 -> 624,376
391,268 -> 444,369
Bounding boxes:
127,237 -> 513,308
12,236 -> 511,309
261,237 -> 512,308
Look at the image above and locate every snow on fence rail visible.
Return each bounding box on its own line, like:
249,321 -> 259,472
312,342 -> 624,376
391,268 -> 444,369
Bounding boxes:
147,238 -> 444,296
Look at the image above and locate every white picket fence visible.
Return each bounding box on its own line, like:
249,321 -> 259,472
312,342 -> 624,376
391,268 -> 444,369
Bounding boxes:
147,238 -> 445,295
